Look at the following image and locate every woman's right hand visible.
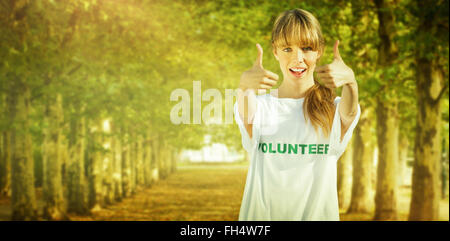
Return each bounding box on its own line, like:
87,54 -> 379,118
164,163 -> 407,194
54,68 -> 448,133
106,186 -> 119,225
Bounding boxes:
237,44 -> 279,139
239,43 -> 279,92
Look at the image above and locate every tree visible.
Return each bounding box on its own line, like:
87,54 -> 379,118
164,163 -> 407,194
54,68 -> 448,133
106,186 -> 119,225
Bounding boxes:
408,0 -> 449,221
348,108 -> 375,214
373,0 -> 400,220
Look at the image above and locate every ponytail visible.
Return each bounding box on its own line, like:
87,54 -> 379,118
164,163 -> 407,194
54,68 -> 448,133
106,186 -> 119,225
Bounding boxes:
303,80 -> 336,138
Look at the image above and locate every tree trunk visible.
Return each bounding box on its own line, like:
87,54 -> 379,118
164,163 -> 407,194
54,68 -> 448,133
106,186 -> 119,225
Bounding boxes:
348,107 -> 374,214
150,139 -> 159,183
102,119 -> 114,205
170,149 -> 177,174
159,138 -> 168,180
42,93 -> 67,220
166,146 -> 173,176
67,106 -> 89,214
129,131 -> 136,194
441,136 -> 449,199
337,138 -> 353,212
398,134 -> 409,187
373,0 -> 400,221
10,84 -> 38,220
112,126 -> 123,201
409,58 -> 443,220
121,129 -> 131,197
0,131 -> 11,197
408,0 -> 448,220
136,135 -> 145,187
374,99 -> 399,220
88,119 -> 103,211
143,132 -> 152,187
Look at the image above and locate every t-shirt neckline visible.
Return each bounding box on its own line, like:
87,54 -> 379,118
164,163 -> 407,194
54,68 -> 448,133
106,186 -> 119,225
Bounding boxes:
268,93 -> 305,102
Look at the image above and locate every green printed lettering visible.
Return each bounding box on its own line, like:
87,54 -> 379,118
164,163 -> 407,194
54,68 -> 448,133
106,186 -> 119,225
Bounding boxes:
317,144 -> 324,154
260,142 -> 331,155
262,143 -> 268,153
269,143 -> 276,153
288,144 -> 298,154
298,144 -> 307,154
277,143 -> 287,154
309,144 -> 317,154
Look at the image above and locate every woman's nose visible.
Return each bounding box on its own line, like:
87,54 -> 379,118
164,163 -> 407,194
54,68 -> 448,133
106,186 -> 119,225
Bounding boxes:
296,49 -> 304,62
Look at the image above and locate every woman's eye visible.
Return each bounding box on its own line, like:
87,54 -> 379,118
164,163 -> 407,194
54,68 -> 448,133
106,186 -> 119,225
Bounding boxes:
282,47 -> 292,52
302,47 -> 313,51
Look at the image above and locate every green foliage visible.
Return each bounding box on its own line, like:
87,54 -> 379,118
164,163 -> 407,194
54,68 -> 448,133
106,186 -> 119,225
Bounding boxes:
0,0 -> 448,154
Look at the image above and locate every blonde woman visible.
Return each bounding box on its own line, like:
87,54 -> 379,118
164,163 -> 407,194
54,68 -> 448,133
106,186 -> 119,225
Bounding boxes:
234,8 -> 360,221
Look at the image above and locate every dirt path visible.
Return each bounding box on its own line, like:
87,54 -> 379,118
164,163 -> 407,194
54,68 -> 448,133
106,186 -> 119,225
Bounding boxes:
69,163 -> 449,221
0,163 -> 448,221
69,164 -> 248,221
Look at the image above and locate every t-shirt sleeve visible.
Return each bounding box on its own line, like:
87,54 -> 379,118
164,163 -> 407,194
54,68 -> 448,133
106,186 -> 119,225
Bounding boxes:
234,97 -> 262,153
328,96 -> 361,158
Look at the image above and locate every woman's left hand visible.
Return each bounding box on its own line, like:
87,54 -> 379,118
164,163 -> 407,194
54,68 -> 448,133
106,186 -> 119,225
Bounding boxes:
315,40 -> 356,88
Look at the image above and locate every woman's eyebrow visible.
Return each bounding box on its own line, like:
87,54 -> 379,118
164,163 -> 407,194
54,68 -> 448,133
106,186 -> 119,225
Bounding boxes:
276,44 -> 289,49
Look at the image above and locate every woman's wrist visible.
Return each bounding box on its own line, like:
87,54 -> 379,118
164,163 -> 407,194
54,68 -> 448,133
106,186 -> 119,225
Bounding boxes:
239,82 -> 253,91
345,77 -> 357,87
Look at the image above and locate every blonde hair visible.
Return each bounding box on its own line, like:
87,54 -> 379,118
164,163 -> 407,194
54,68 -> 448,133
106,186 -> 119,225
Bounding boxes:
271,9 -> 336,137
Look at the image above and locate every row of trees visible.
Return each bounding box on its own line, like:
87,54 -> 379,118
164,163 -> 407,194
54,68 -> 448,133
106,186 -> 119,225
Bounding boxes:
344,0 -> 448,221
0,0 -> 448,220
0,0 -> 192,220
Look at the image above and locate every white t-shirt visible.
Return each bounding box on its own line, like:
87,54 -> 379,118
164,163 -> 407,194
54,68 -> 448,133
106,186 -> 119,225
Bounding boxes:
234,93 -> 361,221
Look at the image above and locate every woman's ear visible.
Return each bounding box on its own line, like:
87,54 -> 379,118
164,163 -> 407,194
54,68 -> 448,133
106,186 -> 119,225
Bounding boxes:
316,47 -> 324,63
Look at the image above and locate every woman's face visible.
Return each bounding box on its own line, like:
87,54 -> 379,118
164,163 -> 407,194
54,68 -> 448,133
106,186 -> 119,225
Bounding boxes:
273,44 -> 321,82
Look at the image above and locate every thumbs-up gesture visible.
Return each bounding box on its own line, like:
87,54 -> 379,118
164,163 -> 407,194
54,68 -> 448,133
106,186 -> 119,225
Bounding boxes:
239,43 -> 279,93
315,40 -> 356,89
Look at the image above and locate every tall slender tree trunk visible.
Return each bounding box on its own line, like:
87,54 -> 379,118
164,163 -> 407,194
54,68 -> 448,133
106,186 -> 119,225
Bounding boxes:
408,0 -> 448,220
159,138 -> 168,180
136,135 -> 145,187
0,132 -> 2,190
129,131 -> 136,194
112,125 -> 123,201
337,138 -> 353,212
10,83 -> 38,220
398,134 -> 409,187
88,119 -> 103,211
373,0 -> 399,221
102,119 -> 114,205
67,106 -> 89,214
166,146 -> 173,176
0,93 -> 11,197
170,149 -> 177,174
441,137 -> 449,199
348,108 -> 374,214
151,139 -> 159,183
122,127 -> 131,197
375,99 -> 399,220
143,131 -> 152,187
0,131 -> 11,197
409,59 -> 444,220
42,93 -> 67,220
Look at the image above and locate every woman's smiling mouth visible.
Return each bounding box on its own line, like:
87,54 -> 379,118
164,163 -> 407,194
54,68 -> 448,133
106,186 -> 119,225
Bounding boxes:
289,67 -> 307,77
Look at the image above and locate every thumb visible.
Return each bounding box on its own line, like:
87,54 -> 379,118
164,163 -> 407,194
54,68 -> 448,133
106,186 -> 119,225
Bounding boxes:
333,40 -> 342,61
254,43 -> 263,67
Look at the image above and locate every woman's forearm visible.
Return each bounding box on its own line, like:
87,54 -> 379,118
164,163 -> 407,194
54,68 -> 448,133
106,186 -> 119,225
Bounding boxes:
340,80 -> 359,117
339,79 -> 359,130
